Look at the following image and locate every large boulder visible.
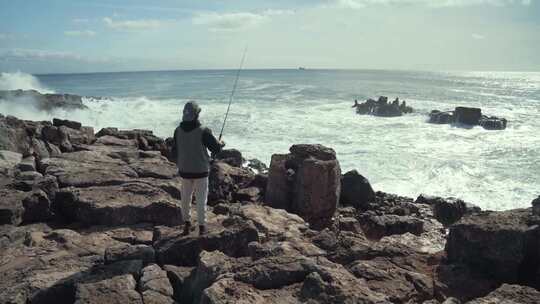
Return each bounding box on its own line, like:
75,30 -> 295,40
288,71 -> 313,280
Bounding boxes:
340,170 -> 375,209
415,194 -> 481,226
454,107 -> 482,125
531,196 -> 540,216
354,96 -> 413,117
265,144 -> 341,229
446,209 -> 540,287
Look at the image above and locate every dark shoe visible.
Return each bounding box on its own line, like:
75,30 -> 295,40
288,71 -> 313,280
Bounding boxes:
182,222 -> 191,236
199,225 -> 206,236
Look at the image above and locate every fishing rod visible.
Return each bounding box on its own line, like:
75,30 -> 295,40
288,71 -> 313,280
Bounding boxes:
218,46 -> 248,141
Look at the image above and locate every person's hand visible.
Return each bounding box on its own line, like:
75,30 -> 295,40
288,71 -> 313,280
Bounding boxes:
219,140 -> 226,148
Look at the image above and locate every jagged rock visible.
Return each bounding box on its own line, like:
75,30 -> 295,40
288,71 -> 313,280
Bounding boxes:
466,284 -> 540,304
532,196 -> 540,216
164,265 -> 193,301
0,150 -> 23,173
429,110 -> 454,124
53,118 -> 82,130
16,156 -> 36,172
0,116 -> 32,156
95,135 -> 139,147
434,263 -> 497,302
429,107 -> 507,130
214,149 -> 244,167
359,213 -> 424,240
201,278 -> 298,304
415,194 -> 481,226
246,159 -> 268,174
348,257 -> 433,303
234,187 -> 261,202
0,188 -> 26,225
104,244 -> 155,265
155,220 -> 259,266
74,274 -> 143,304
139,264 -> 175,304
354,96 -> 413,117
55,182 -> 183,226
446,209 -> 540,287
340,170 -> 375,209
265,144 -> 341,229
209,161 -> 254,203
478,116 -> 507,130
338,217 -> 362,233
22,189 -> 53,223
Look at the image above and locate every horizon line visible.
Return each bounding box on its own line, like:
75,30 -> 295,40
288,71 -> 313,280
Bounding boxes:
25,67 -> 540,77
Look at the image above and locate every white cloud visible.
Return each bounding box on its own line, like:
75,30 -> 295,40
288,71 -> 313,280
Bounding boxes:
103,17 -> 166,31
0,49 -> 84,61
472,33 -> 486,40
193,9 -> 294,32
329,0 -> 533,9
64,30 -> 96,37
193,12 -> 267,31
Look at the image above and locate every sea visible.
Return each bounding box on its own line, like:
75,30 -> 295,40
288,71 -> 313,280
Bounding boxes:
0,69 -> 539,211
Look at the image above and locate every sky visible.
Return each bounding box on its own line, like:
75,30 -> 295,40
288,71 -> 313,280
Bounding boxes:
0,0 -> 539,73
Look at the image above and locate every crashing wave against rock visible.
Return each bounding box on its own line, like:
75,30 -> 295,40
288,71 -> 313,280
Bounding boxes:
429,106 -> 508,130
353,96 -> 414,117
1,113 -> 538,304
0,89 -> 87,111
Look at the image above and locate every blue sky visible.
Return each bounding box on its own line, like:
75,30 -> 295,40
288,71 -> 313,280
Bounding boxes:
0,0 -> 539,73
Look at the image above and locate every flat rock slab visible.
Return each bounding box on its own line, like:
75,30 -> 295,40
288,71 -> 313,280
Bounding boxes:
41,157 -> 138,188
75,274 -> 143,304
55,182 -> 183,226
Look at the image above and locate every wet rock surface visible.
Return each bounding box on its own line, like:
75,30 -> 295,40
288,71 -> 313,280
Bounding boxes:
429,107 -> 507,130
0,114 -> 538,304
353,96 -> 414,117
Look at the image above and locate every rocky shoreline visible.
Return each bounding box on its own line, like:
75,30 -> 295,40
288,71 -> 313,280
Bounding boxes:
1,113 -> 539,304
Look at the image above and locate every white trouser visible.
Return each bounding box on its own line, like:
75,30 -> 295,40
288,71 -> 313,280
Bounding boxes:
180,177 -> 209,226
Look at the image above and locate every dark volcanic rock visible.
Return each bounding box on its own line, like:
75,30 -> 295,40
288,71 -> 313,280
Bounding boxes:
55,182 -> 183,226
53,118 -> 82,130
454,107 -> 482,125
428,107 -> 507,130
533,196 -> 540,216
214,149 -> 244,167
354,96 -> 413,117
466,284 -> 540,304
359,213 -> 424,240
340,170 -> 375,209
104,244 -> 155,265
265,144 -> 341,229
74,274 -> 143,304
416,194 -> 481,226
155,220 -> 259,266
446,209 -> 540,287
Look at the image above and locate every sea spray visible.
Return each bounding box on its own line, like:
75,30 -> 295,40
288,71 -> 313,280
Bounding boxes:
0,72 -> 55,93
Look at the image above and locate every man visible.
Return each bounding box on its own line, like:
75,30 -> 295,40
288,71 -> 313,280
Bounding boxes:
173,101 -> 224,236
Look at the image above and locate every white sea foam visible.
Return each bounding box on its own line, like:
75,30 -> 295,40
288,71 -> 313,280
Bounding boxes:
0,71 -> 538,211
0,71 -> 55,93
